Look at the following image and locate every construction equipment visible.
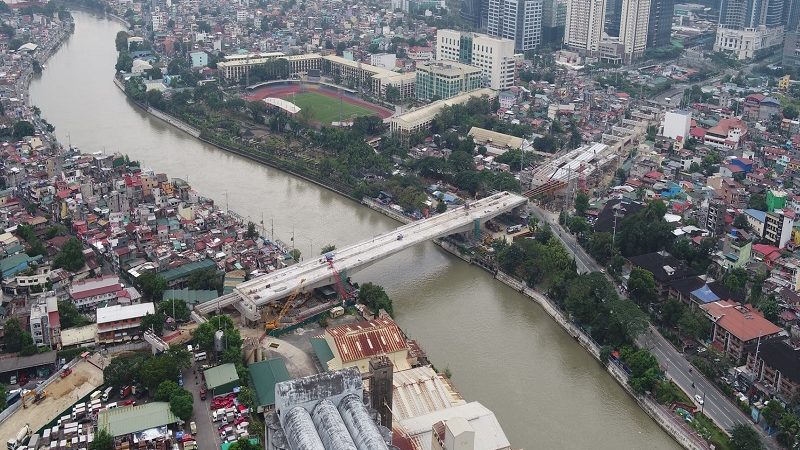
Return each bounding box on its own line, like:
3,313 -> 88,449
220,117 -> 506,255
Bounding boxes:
265,278 -> 305,332
326,256 -> 350,304
22,390 -> 46,408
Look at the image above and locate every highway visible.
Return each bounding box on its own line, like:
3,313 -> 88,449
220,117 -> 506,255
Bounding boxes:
196,191 -> 528,316
528,204 -> 776,447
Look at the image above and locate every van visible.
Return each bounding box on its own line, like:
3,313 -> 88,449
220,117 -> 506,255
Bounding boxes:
186,344 -> 193,353
189,422 -> 197,435
194,352 -> 207,362
89,391 -> 102,402
105,402 -> 117,410
101,386 -> 113,402
213,409 -> 224,422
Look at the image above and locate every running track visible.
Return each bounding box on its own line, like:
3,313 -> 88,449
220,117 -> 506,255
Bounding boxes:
244,84 -> 393,119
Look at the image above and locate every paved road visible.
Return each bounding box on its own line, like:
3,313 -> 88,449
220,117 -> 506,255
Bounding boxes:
184,363 -> 220,450
528,204 -> 778,448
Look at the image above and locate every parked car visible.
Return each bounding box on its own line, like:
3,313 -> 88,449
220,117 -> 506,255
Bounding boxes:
189,422 -> 197,435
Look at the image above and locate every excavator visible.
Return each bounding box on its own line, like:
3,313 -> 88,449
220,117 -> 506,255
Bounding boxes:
265,278 -> 306,332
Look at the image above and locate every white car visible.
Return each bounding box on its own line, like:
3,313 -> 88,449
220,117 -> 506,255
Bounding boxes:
694,394 -> 704,405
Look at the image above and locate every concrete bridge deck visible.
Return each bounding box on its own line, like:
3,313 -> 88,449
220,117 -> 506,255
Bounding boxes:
196,191 -> 527,318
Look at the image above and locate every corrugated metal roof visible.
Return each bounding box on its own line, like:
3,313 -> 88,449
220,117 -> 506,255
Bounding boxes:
392,367 -> 465,420
310,337 -> 334,366
248,358 -> 290,407
326,318 -> 407,364
97,402 -> 178,437
204,363 -> 240,390
96,303 -> 155,324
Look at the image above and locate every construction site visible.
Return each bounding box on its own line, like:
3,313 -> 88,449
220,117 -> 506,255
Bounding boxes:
519,105 -> 659,209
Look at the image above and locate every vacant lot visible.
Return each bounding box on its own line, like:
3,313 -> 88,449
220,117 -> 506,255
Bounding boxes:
0,355 -> 105,436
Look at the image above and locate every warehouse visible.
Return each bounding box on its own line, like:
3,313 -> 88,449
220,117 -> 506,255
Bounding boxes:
204,363 -> 240,395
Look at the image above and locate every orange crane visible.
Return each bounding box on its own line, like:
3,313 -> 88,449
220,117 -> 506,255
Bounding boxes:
265,278 -> 305,332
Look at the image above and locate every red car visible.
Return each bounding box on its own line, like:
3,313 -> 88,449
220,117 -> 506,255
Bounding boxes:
200,388 -> 207,400
120,399 -> 136,407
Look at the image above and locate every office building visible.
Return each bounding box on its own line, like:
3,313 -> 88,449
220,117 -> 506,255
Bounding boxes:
647,0 -> 674,48
487,0 -> 544,51
460,0 -> 488,29
564,0 -> 607,54
783,0 -> 800,67
415,61 -> 483,101
605,0 -> 623,36
714,0 -> 786,59
542,0 -> 568,44
436,30 -> 516,90
30,295 -> 60,349
619,0 -> 651,62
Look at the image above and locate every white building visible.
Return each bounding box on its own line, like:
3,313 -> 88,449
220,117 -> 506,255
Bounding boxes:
369,53 -> 397,69
714,0 -> 785,60
96,303 -> 156,344
69,275 -> 124,310
619,0 -> 650,63
30,295 -> 60,348
661,110 -> 692,141
487,0 -> 544,51
436,30 -> 516,90
564,0 -> 607,54
714,26 -> 784,60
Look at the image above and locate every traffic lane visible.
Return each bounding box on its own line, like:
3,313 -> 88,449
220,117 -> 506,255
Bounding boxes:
184,365 -> 219,449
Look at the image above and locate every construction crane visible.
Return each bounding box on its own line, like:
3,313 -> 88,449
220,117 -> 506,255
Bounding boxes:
325,255 -> 350,305
265,278 -> 305,332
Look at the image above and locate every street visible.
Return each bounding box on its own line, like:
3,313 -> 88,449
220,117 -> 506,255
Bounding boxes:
528,204 -> 777,447
183,363 -> 220,450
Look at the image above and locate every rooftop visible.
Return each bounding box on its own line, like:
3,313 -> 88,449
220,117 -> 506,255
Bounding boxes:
701,300 -> 783,342
96,303 -> 155,325
248,358 -> 291,407
159,258 -> 217,283
97,402 -> 178,437
628,251 -> 695,283
0,351 -> 57,374
398,401 -> 511,450
467,127 -> 524,150
326,318 -> 408,363
753,340 -> 800,384
204,363 -> 240,390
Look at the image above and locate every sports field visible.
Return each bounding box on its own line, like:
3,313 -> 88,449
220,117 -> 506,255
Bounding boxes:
290,91 -> 377,123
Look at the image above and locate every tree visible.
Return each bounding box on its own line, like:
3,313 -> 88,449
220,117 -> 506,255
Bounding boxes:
137,271 -> 167,301
357,282 -> 393,316
574,192 -> 590,216
733,213 -> 749,229
237,386 -> 257,410
586,232 -> 613,264
58,301 -> 89,329
784,105 -> 799,120
245,222 -> 258,239
722,268 -> 748,294
729,424 -> 763,450
115,52 -> 133,72
289,249 -> 301,262
103,353 -> 146,388
168,57 -> 190,75
140,312 -> 165,334
193,315 -> 241,353
154,380 -> 181,402
627,268 -> 657,307
762,400 -> 785,427
4,318 -> 33,353
320,244 -> 336,255
90,429 -> 115,450
139,353 -> 181,389
52,237 -> 86,272
114,31 -> 129,52
187,267 -> 221,292
159,298 -> 190,322
620,347 -> 660,394
689,162 -> 701,173
145,89 -> 164,109
777,412 -> 800,448
12,121 -> 35,140
757,294 -> 780,323
678,310 -> 710,340
169,391 -> 193,420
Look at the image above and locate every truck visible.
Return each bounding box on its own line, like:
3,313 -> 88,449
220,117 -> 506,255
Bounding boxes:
101,386 -> 113,402
119,385 -> 131,399
7,424 -> 30,450
329,306 -> 344,318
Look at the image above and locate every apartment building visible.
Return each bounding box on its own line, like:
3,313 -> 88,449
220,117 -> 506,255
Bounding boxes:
564,0 -> 607,54
619,0 -> 651,63
30,295 -> 60,349
68,275 -> 125,310
701,300 -> 783,363
746,340 -> 800,402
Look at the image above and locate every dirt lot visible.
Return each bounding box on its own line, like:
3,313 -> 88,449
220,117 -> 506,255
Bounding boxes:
0,354 -> 106,436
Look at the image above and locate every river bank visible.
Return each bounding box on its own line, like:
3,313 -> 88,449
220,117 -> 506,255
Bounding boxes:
109,46 -> 707,450
29,12 -> 684,447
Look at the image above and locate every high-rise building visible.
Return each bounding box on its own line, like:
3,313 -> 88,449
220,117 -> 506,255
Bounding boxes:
436,30 -> 517,90
619,0 -> 650,62
783,0 -> 800,67
715,0 -> 786,59
605,0 -> 623,36
564,0 -> 607,53
646,0 -> 674,48
460,0 -> 488,29
487,0 -> 544,51
541,0 -> 568,44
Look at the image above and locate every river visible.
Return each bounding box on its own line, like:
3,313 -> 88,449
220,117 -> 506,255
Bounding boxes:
30,11 -> 680,449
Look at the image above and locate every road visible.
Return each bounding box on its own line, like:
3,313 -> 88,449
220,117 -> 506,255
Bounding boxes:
184,362 -> 220,449
528,204 -> 777,447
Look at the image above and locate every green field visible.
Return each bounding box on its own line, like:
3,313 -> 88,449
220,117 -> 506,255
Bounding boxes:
284,91 -> 377,124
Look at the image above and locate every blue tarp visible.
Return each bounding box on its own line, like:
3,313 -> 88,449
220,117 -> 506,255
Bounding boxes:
691,285 -> 720,304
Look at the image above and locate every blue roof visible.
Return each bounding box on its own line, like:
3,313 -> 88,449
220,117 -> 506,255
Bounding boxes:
691,285 -> 720,304
745,209 -> 766,223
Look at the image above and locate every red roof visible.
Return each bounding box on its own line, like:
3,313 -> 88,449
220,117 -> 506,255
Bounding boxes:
690,127 -> 706,138
701,301 -> 782,342
326,318 -> 408,364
